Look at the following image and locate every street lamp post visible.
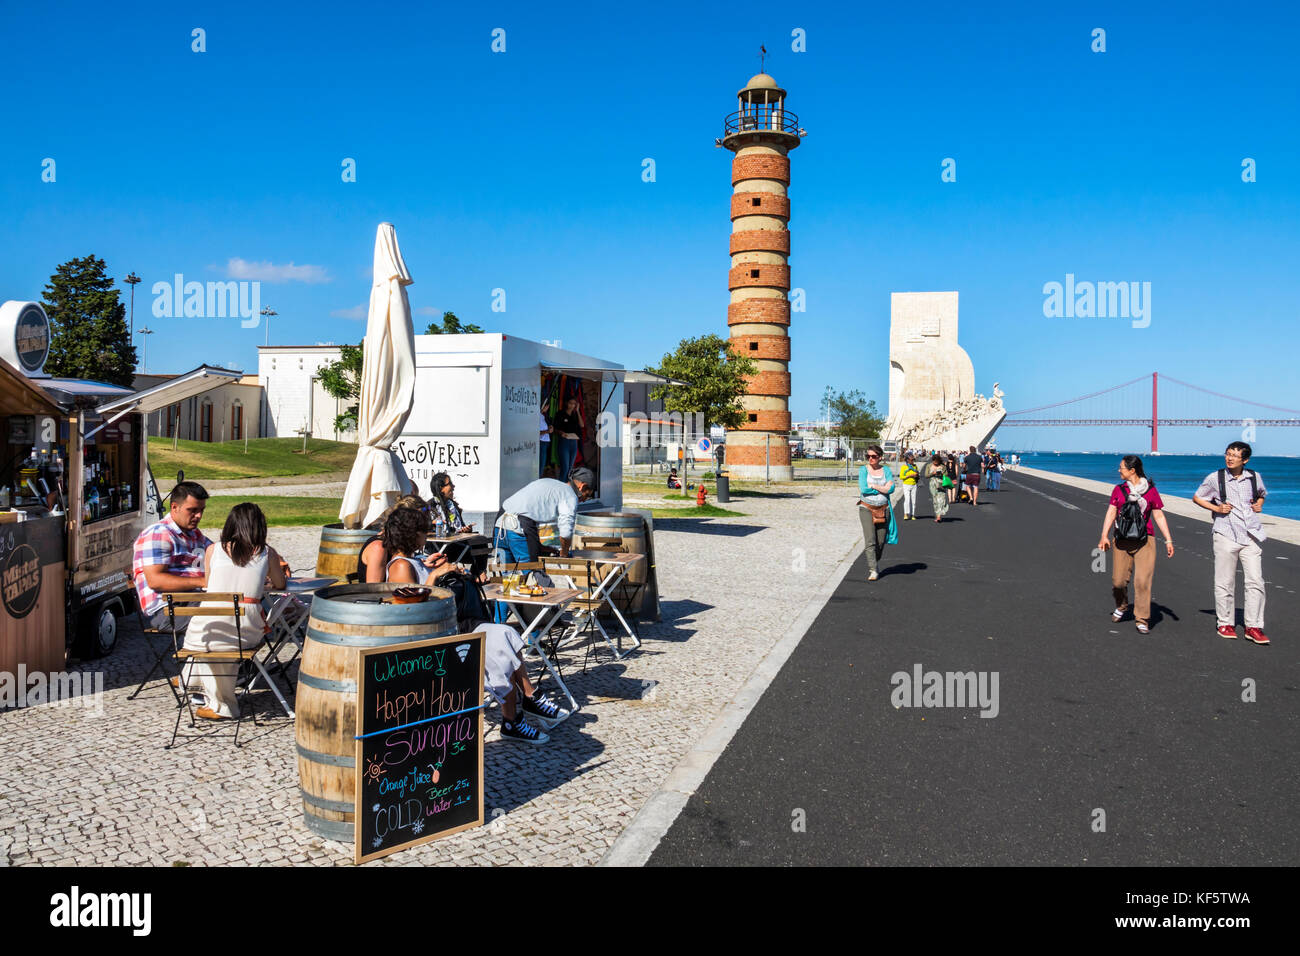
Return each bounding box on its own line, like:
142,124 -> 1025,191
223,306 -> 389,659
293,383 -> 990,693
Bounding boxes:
123,272 -> 141,340
136,326 -> 154,374
261,307 -> 277,347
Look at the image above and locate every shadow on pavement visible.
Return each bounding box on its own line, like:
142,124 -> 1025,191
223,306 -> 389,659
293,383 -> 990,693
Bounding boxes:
652,519 -> 765,537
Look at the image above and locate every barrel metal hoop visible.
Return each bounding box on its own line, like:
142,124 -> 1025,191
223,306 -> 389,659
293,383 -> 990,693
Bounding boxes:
302,812 -> 355,842
296,743 -> 356,767
299,788 -> 355,813
305,626 -> 456,646
307,598 -> 456,628
297,672 -> 357,693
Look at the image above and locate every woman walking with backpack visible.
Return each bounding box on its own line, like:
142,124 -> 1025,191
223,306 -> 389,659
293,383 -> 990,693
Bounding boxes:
1096,455 -> 1175,634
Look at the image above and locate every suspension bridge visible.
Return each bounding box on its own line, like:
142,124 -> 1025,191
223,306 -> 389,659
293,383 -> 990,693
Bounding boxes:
1000,372 -> 1300,453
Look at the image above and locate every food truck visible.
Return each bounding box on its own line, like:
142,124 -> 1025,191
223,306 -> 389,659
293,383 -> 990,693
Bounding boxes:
395,334 -> 634,532
1,300 -> 241,667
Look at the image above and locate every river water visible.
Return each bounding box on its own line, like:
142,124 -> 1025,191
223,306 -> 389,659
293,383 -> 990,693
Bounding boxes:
1004,453 -> 1300,520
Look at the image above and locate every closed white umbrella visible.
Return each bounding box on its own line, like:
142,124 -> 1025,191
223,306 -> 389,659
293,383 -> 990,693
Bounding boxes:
339,223 -> 416,529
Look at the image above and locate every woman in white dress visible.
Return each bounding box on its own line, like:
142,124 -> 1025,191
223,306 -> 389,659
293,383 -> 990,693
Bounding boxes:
183,503 -> 287,719
383,507 -> 569,744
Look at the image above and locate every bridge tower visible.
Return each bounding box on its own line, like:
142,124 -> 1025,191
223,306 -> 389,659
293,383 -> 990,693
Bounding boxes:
720,71 -> 804,480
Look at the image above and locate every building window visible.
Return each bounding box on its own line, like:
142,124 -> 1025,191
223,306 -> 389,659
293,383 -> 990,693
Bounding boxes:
749,269 -> 760,278
231,401 -> 243,441
166,403 -> 181,437
748,413 -> 758,422
750,197 -> 761,207
200,400 -> 213,443
748,341 -> 758,350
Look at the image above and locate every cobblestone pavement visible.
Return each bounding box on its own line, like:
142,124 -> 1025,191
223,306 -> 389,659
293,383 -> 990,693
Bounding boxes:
0,483 -> 863,866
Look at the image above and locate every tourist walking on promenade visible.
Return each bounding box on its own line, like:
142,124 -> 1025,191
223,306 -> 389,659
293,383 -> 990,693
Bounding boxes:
987,451 -> 1002,492
899,452 -> 920,519
963,445 -> 984,506
1097,455 -> 1175,634
1192,441 -> 1270,644
924,453 -> 950,523
858,444 -> 898,581
944,454 -> 959,505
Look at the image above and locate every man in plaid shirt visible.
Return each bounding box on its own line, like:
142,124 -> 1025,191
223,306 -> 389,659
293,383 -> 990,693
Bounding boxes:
132,481 -> 212,628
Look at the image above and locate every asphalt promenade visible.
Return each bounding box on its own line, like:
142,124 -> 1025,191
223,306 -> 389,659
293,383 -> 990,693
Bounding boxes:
650,470 -> 1300,866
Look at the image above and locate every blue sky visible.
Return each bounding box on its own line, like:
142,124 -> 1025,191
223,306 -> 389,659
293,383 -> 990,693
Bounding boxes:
3,0 -> 1297,453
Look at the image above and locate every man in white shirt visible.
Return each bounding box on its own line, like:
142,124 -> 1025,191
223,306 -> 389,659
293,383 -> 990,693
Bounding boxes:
1192,441 -> 1270,644
494,467 -> 596,564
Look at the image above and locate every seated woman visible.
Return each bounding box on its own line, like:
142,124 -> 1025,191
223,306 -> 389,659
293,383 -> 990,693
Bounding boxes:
382,507 -> 567,744
357,494 -> 428,584
429,472 -> 473,536
183,502 -> 287,720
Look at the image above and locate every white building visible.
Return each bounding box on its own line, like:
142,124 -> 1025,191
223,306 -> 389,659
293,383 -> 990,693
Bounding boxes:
257,345 -> 358,442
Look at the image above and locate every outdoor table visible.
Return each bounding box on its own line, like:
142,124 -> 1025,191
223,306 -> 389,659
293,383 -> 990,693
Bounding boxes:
425,532 -> 488,566
544,551 -> 645,658
256,576 -> 338,717
481,583 -> 582,711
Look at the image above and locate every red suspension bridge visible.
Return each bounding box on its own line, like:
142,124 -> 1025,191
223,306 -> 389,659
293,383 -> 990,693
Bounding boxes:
1000,372 -> 1300,453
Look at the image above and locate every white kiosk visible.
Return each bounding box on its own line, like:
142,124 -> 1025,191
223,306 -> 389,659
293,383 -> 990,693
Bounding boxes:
395,334 -> 625,531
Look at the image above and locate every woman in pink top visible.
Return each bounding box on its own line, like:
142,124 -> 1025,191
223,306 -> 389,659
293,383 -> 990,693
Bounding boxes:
1096,455 -> 1175,634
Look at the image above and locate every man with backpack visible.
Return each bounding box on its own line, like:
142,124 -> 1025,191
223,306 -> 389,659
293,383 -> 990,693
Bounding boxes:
1193,442 -> 1270,644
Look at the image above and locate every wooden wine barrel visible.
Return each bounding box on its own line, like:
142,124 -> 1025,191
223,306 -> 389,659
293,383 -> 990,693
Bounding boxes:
295,582 -> 458,842
315,523 -> 375,581
573,512 -> 653,617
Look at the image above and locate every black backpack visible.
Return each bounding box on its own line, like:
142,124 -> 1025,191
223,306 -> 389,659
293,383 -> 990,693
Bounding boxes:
1114,484 -> 1152,543
1217,468 -> 1258,504
437,569 -> 491,631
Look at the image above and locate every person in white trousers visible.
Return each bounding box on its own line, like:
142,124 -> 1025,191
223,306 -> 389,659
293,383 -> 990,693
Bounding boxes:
1192,441 -> 1270,644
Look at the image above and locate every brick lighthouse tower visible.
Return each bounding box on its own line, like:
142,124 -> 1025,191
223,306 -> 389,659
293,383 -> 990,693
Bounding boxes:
720,71 -> 803,480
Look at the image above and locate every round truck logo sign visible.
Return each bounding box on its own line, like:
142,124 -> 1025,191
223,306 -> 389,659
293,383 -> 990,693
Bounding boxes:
2,543 -> 41,619
15,303 -> 50,373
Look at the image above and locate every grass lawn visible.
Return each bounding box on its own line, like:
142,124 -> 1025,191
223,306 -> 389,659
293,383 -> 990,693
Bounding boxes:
204,495 -> 344,528
650,504 -> 748,518
148,437 -> 357,481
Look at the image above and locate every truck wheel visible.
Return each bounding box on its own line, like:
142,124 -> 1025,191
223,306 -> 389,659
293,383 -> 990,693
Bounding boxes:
75,600 -> 122,659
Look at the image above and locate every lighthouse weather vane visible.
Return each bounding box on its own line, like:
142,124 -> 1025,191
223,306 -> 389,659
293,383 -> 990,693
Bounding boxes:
759,44 -> 767,71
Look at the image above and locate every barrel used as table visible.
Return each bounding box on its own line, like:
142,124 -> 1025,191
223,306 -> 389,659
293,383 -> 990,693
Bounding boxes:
314,523 -> 376,582
573,512 -> 652,617
295,582 -> 458,842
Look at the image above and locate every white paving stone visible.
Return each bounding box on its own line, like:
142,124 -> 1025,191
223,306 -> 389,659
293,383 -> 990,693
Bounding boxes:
0,481 -> 863,866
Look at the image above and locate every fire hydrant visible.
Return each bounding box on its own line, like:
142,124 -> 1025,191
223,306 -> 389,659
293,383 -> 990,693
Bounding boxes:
696,483 -> 708,506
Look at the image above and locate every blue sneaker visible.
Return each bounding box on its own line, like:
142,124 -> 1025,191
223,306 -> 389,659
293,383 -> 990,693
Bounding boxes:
521,694 -> 571,729
500,718 -> 549,745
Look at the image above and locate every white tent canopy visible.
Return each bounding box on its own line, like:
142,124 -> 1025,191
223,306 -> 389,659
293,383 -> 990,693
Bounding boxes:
339,223 -> 417,529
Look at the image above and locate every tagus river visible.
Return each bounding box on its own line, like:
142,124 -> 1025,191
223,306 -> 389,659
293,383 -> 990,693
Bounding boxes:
1009,453 -> 1300,520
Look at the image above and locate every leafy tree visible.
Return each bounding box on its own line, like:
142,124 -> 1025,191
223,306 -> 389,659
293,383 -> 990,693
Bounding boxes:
645,334 -> 758,431
42,255 -> 136,386
424,311 -> 483,335
317,343 -> 363,433
829,389 -> 886,440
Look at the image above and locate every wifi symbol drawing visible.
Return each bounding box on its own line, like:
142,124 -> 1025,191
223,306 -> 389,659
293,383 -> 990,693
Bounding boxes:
455,643 -> 471,663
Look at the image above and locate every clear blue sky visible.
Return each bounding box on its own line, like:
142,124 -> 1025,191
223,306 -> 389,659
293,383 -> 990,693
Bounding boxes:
3,0 -> 1297,454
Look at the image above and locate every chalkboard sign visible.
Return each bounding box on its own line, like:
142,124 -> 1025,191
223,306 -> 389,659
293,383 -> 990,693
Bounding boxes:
354,633 -> 485,864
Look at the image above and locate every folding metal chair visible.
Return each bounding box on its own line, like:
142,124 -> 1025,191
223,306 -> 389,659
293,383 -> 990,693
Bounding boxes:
128,601 -> 184,703
163,592 -> 275,747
